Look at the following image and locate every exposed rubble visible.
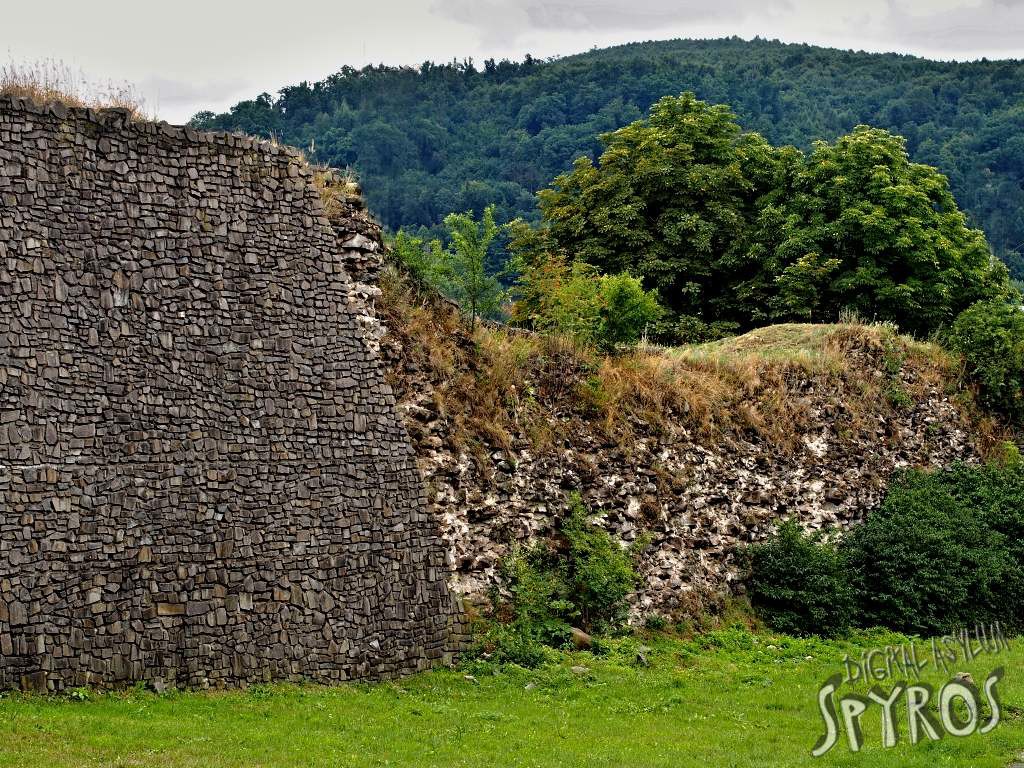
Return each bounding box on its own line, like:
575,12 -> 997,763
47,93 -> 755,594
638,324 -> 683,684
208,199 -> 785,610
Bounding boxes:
378,283 -> 981,620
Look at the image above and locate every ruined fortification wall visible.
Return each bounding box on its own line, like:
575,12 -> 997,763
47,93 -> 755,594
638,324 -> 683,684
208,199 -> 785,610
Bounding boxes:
0,96 -> 459,691
378,293 -> 982,620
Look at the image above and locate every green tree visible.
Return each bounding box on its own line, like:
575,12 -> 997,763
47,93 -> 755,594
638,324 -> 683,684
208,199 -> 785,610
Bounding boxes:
946,298 -> 1024,421
537,93 -> 775,330
442,205 -> 505,328
771,252 -> 842,321
388,229 -> 445,287
535,104 -> 1008,338
760,127 -> 1009,333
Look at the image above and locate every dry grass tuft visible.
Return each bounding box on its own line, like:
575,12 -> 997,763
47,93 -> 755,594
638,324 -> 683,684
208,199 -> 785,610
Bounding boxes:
1,59 -> 149,120
586,322 -> 959,449
310,167 -> 362,217
380,264 -> 584,459
585,349 -> 807,448
381,265 -> 977,457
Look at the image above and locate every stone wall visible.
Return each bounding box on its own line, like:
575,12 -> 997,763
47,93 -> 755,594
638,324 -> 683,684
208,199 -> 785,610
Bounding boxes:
378,290 -> 982,620
0,96 -> 460,691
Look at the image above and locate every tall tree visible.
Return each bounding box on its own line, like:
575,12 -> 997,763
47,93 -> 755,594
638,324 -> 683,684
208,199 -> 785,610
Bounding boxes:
533,99 -> 1011,338
759,127 -> 1010,333
442,205 -> 505,329
536,92 -> 776,334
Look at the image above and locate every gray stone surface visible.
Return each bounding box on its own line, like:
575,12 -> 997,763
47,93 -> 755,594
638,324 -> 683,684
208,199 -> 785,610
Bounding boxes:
0,96 -> 462,691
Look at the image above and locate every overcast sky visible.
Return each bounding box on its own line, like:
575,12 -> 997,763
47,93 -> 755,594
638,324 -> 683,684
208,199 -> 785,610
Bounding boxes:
3,0 -> 1023,124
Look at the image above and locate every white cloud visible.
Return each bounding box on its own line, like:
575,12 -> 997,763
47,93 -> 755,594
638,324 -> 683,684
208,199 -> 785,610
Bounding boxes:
1,0 -> 1020,123
883,0 -> 1024,56
435,0 -> 785,34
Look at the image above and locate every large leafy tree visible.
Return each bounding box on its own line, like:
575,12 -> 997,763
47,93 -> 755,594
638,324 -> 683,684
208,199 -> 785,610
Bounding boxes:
537,92 -> 777,333
758,127 -> 1009,334
536,97 -> 1010,339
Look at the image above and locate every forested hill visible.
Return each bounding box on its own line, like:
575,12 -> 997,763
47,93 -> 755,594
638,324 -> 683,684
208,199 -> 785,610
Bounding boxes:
191,37 -> 1024,275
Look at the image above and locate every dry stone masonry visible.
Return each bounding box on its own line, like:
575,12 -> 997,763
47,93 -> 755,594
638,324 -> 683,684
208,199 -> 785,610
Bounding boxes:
0,96 -> 460,691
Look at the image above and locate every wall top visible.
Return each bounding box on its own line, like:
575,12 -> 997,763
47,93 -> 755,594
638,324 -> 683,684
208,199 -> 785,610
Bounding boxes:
0,93 -> 306,161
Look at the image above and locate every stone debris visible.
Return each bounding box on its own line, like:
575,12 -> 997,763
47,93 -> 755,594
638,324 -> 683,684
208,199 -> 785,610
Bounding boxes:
569,627 -> 593,650
379,294 -> 980,621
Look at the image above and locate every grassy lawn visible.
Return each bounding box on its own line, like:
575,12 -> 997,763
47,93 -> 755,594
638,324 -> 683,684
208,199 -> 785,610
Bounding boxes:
1,627 -> 1021,768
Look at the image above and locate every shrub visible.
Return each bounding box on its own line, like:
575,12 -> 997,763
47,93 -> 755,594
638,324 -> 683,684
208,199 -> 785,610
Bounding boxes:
946,298 -> 1024,422
560,495 -> 638,631
673,315 -> 740,344
509,251 -> 661,350
468,621 -> 556,668
511,256 -> 603,342
848,464 -> 1024,635
499,543 -> 575,645
747,462 -> 1024,637
745,519 -> 856,637
483,493 -> 640,663
389,230 -> 446,287
960,460 -> 1024,629
643,614 -> 668,632
597,272 -> 663,349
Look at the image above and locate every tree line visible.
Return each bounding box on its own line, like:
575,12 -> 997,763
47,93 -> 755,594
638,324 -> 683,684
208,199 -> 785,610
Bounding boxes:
397,93 -> 1011,349
192,37 -> 1024,277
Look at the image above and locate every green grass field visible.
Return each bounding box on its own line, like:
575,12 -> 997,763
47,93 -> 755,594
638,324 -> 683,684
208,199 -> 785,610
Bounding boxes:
1,627 -> 1021,768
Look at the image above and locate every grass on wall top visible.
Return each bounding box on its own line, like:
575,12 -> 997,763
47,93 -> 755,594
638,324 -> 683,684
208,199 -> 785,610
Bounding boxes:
0,59 -> 148,120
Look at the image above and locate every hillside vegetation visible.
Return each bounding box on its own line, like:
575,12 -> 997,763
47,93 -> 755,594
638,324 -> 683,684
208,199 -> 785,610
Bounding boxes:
524,94 -> 1010,341
379,263 -> 993,459
193,37 -> 1024,276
